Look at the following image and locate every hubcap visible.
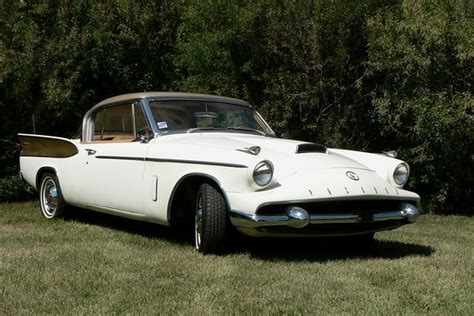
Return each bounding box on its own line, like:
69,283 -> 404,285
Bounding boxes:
41,178 -> 58,218
195,193 -> 203,249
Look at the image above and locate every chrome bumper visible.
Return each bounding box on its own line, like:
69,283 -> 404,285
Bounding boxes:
229,202 -> 419,229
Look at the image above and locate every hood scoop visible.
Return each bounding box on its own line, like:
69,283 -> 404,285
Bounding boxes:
296,143 -> 327,154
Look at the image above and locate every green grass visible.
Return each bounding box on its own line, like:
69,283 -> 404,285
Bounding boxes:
1,202 -> 473,315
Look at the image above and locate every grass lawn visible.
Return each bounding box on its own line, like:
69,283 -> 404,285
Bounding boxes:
1,202 -> 473,314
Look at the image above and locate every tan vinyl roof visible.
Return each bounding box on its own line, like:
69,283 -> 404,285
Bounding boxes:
94,92 -> 250,108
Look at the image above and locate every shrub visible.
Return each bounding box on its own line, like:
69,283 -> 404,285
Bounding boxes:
0,175 -> 35,202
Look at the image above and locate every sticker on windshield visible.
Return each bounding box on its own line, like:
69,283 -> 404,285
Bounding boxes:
157,121 -> 168,129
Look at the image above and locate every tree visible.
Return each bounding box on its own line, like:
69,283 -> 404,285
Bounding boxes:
1,0 -> 180,177
366,0 -> 474,213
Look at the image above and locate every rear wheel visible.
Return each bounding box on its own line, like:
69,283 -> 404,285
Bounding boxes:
195,183 -> 228,254
39,173 -> 66,219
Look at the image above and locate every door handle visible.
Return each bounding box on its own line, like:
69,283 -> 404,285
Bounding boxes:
85,149 -> 97,156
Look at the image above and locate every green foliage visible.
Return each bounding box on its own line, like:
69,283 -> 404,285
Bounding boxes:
0,176 -> 35,202
174,0 -> 387,145
1,0 -> 180,138
367,0 -> 474,213
0,0 -> 472,214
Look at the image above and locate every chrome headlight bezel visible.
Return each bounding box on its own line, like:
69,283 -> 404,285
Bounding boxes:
392,162 -> 410,187
252,160 -> 274,187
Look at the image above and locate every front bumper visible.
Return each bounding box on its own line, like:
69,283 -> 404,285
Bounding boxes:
229,202 -> 419,237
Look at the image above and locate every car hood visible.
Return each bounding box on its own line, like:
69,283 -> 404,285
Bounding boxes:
155,133 -> 370,177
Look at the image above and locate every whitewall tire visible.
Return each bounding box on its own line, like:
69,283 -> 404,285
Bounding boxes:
39,173 -> 66,219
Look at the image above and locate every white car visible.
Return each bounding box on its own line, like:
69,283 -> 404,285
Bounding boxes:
19,92 -> 420,254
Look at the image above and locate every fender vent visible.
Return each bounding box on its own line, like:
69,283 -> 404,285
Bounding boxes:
296,143 -> 327,154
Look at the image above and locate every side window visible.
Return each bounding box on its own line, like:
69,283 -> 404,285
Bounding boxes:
91,103 -> 148,142
93,109 -> 105,139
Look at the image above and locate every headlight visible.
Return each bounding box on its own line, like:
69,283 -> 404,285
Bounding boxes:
253,160 -> 273,186
393,163 -> 410,186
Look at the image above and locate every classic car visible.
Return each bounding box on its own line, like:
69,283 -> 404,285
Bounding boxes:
19,92 -> 420,254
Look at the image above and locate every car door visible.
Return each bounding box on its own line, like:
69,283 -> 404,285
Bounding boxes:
80,102 -> 150,215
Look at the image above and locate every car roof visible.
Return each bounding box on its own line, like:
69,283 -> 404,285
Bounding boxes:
94,92 -> 251,108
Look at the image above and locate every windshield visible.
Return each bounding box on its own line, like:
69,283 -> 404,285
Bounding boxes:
148,100 -> 274,136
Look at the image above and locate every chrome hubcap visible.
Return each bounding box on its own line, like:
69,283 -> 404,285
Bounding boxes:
195,193 -> 203,249
42,178 -> 58,217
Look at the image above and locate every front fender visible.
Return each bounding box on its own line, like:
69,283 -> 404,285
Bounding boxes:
329,149 -> 407,187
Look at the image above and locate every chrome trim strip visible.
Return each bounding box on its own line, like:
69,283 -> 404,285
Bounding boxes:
229,210 -> 288,227
146,157 -> 247,168
95,156 -> 145,161
229,208 -> 419,228
256,195 -> 420,208
146,96 -> 251,108
132,102 -> 137,139
310,214 -> 359,224
140,98 -> 160,135
94,155 -> 247,168
373,211 -> 407,221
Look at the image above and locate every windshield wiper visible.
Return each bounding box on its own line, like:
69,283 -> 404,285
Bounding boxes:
187,127 -> 226,133
226,127 -> 267,136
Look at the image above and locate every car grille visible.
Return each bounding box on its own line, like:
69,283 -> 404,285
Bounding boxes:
256,199 -> 406,216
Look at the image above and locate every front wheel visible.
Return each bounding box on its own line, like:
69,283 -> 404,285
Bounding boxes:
195,183 -> 229,254
39,173 -> 66,219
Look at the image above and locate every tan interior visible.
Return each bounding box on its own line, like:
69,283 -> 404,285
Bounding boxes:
82,134 -> 135,144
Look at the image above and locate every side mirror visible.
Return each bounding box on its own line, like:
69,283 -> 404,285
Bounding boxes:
138,127 -> 154,143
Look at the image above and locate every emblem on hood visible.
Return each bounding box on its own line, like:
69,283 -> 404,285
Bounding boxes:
346,171 -> 359,181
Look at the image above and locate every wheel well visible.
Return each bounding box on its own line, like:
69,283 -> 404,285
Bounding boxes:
35,167 -> 57,190
168,174 -> 228,227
